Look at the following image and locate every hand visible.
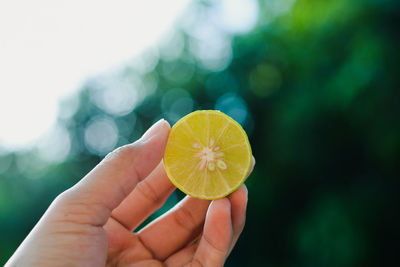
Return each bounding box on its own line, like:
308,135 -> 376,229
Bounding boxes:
6,119 -> 255,267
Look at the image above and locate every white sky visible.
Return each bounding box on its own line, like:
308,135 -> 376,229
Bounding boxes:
0,0 -> 189,150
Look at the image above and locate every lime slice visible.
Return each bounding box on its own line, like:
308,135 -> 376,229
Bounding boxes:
163,110 -> 252,200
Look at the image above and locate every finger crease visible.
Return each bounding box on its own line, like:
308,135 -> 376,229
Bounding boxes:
135,180 -> 161,204
173,206 -> 198,233
203,233 -> 228,256
190,258 -> 205,267
109,214 -> 131,231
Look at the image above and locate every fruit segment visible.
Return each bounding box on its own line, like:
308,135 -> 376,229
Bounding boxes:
163,110 -> 252,199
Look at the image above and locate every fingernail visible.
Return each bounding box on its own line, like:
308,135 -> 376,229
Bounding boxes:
141,119 -> 167,142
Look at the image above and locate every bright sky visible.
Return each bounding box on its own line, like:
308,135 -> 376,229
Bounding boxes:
0,0 -> 189,150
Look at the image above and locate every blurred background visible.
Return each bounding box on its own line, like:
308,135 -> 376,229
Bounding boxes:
1,0 -> 399,266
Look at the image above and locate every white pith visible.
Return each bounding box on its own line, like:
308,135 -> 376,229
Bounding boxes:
193,138 -> 227,171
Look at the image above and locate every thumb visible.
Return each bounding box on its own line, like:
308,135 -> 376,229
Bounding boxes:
58,119 -> 170,226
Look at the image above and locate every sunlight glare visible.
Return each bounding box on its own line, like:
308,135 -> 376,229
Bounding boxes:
0,0 -> 189,150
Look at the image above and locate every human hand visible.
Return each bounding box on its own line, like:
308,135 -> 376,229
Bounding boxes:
6,119 -> 255,267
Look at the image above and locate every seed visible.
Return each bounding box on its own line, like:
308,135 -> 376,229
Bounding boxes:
217,160 -> 227,170
208,162 -> 216,171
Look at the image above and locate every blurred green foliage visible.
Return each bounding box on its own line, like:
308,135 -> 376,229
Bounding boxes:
1,0 -> 399,265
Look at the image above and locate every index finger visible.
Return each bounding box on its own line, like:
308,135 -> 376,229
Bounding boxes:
59,119 -> 170,226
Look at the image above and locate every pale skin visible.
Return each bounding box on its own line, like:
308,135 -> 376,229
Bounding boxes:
6,119 -> 255,267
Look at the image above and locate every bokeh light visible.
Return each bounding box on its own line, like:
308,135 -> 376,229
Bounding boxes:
84,116 -> 119,156
158,30 -> 185,62
37,124 -> 71,163
189,25 -> 232,71
0,0 -> 189,150
249,63 -> 282,97
215,93 -> 248,126
89,73 -> 143,116
205,71 -> 239,99
213,0 -> 259,34
130,47 -> 160,75
161,58 -> 196,84
58,94 -> 80,121
162,88 -> 194,124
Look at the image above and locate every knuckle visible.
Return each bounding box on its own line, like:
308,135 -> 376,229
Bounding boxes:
52,187 -> 76,207
51,188 -> 108,226
173,205 -> 197,232
135,180 -> 160,204
188,258 -> 205,267
203,233 -> 228,256
104,145 -> 129,162
116,182 -> 131,201
104,144 -> 140,163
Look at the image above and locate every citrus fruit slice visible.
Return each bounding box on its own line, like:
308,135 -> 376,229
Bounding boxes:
163,110 -> 252,200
